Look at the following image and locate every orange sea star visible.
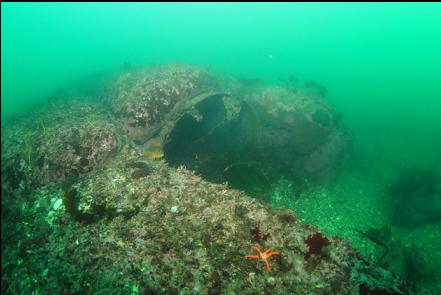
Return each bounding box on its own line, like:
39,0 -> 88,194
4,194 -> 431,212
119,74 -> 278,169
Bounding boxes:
244,246 -> 280,272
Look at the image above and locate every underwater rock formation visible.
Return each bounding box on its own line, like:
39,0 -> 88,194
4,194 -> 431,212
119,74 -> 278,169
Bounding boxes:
1,150 -> 404,294
1,99 -> 123,196
1,63 -> 401,294
105,63 -> 216,143
105,64 -> 348,195
162,84 -> 348,195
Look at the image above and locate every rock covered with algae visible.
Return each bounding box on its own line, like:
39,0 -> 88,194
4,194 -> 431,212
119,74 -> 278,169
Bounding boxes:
1,99 -> 124,196
1,64 -> 403,294
2,148 -> 404,294
105,63 -> 216,143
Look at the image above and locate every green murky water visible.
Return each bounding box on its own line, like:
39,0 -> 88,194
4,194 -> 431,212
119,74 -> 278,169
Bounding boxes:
2,3 -> 441,294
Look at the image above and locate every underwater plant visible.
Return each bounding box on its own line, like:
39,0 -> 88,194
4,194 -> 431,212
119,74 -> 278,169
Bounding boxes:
35,116 -> 47,136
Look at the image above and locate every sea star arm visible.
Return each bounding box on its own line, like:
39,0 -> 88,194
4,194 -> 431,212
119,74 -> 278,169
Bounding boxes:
245,254 -> 259,259
251,246 -> 261,253
265,259 -> 272,272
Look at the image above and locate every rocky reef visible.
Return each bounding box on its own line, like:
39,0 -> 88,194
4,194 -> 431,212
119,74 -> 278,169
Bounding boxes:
103,64 -> 349,196
1,99 -> 123,196
1,64 -> 403,294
